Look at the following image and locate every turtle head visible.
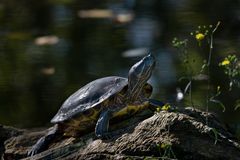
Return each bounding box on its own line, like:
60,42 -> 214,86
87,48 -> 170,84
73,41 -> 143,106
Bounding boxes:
127,54 -> 155,101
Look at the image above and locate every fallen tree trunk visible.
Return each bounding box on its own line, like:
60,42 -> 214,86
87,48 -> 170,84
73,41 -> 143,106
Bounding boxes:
2,108 -> 240,160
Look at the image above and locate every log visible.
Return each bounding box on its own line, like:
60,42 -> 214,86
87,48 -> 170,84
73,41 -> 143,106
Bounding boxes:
2,108 -> 240,160
0,125 -> 24,159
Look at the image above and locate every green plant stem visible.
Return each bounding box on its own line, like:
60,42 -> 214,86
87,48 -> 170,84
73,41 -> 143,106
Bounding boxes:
206,40 -> 212,124
189,78 -> 194,109
206,66 -> 210,125
205,21 -> 220,125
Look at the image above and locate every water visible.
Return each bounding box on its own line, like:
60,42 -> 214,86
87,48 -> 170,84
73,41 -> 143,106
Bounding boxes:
0,0 -> 239,136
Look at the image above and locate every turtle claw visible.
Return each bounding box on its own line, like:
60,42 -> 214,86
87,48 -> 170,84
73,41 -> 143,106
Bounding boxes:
27,137 -> 46,157
27,125 -> 60,157
27,147 -> 39,157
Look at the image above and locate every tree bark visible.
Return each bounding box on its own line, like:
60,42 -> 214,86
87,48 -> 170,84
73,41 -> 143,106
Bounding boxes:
2,108 -> 240,160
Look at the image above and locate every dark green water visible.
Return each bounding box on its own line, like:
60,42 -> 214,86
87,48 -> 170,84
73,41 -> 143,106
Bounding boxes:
0,0 -> 239,135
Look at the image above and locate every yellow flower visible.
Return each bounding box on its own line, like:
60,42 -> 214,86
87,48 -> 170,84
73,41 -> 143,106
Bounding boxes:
221,59 -> 230,66
156,107 -> 161,112
162,104 -> 171,111
195,33 -> 205,41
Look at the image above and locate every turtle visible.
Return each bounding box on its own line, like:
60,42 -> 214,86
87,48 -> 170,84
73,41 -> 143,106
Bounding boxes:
28,54 -> 164,156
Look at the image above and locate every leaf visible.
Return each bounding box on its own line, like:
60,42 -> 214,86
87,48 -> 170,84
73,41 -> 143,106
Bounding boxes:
210,99 -> 226,112
178,76 -> 188,82
211,128 -> 219,145
234,100 -> 240,110
235,104 -> 240,110
184,81 -> 191,94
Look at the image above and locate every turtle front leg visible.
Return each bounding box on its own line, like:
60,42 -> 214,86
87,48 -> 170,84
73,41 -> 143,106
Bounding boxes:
28,124 -> 61,156
95,110 -> 112,139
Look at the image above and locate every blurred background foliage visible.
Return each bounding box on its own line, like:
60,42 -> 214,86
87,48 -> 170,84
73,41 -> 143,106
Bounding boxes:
0,0 -> 239,136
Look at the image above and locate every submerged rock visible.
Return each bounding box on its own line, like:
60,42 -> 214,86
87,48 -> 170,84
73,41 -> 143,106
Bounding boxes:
2,108 -> 240,160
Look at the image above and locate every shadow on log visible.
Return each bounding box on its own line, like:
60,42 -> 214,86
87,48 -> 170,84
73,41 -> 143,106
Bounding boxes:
2,108 -> 240,160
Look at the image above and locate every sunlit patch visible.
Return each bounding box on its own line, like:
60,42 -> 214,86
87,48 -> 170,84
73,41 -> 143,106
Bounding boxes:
114,13 -> 134,23
78,9 -> 134,23
40,66 -> 55,75
34,35 -> 59,46
78,9 -> 113,18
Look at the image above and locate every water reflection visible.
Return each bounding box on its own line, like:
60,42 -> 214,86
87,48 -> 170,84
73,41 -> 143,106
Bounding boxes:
0,0 -> 239,137
122,48 -> 148,57
127,17 -> 160,48
34,35 -> 59,45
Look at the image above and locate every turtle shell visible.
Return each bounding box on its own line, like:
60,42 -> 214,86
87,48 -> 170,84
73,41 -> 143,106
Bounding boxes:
51,76 -> 128,123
